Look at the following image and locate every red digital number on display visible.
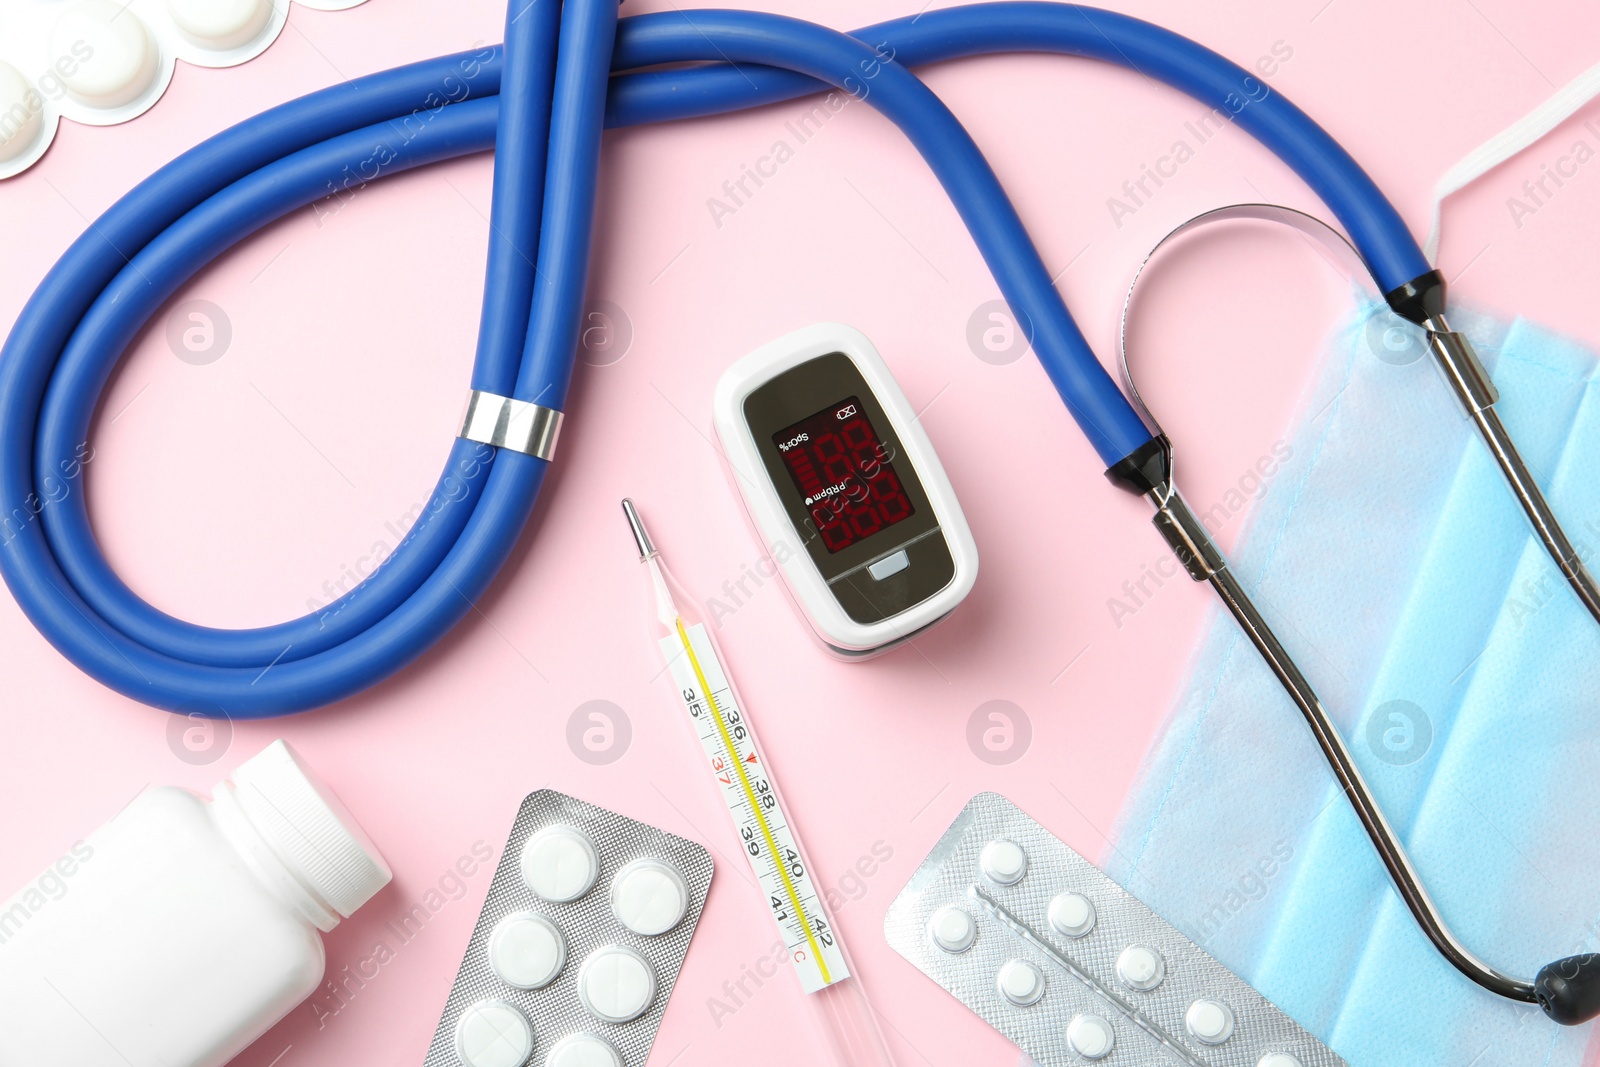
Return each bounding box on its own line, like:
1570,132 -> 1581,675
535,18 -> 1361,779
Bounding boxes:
772,397 -> 914,553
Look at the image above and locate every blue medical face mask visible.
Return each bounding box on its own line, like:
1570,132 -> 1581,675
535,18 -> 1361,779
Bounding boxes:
1105,299 -> 1600,1065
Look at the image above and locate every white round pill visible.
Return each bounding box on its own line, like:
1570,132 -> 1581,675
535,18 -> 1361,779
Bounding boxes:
51,1 -> 161,110
520,826 -> 599,903
1116,944 -> 1166,991
1066,1013 -> 1115,1060
545,1034 -> 623,1067
487,912 -> 565,990
928,906 -> 976,953
610,859 -> 689,936
166,0 -> 275,51
979,840 -> 1028,885
996,958 -> 1045,1006
578,945 -> 657,1024
1258,1056 -> 1304,1067
454,999 -> 533,1067
1047,892 -> 1096,939
1186,999 -> 1235,1045
0,61 -> 42,163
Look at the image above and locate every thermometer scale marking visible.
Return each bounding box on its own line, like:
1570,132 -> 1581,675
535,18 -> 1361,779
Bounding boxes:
664,618 -> 848,992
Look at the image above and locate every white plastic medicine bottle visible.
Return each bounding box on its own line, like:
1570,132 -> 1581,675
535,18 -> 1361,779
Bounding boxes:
0,739 -> 391,1067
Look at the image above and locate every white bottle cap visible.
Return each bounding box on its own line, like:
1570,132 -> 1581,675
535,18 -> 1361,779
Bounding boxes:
220,739 -> 391,921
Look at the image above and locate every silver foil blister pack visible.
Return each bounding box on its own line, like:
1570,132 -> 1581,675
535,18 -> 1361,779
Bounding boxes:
424,790 -> 714,1067
885,793 -> 1343,1067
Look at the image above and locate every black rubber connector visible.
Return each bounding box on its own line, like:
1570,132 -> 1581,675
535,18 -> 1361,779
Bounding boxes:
1536,953 -> 1600,1024
1384,268 -> 1448,326
1105,435 -> 1172,496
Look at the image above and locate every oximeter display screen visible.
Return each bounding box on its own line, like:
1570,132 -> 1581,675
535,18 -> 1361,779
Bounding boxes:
772,397 -> 914,553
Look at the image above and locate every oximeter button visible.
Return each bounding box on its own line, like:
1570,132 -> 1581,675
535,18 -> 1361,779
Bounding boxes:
52,1 -> 160,110
454,999 -> 534,1067
166,0 -> 275,51
1258,1056 -> 1304,1067
1066,1014 -> 1115,1060
980,840 -> 1028,886
1047,892 -> 1096,939
1185,999 -> 1235,1045
929,905 -> 976,953
520,826 -> 600,903
0,62 -> 42,162
610,859 -> 689,936
1116,944 -> 1166,991
867,549 -> 909,580
997,958 -> 1045,1006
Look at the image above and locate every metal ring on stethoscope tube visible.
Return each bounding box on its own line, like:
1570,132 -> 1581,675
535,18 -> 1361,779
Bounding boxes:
458,390 -> 565,461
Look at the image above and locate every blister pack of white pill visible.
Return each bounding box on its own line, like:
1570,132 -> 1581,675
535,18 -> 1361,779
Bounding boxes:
0,0 -> 369,179
885,793 -> 1344,1067
423,790 -> 715,1067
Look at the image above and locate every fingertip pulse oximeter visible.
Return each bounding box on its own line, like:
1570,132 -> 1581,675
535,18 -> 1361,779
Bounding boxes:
713,324 -> 978,658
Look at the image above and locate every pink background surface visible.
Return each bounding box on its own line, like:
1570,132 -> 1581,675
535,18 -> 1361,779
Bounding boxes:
2,0 -> 1600,1063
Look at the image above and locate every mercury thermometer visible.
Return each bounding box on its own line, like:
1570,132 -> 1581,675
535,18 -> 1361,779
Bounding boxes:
622,499 -> 898,1067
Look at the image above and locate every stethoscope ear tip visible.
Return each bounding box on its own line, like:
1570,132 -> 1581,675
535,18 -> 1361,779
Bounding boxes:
1535,953 -> 1600,1024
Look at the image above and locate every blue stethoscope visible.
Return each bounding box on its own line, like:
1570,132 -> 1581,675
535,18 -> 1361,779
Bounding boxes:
1,0 -> 1596,1025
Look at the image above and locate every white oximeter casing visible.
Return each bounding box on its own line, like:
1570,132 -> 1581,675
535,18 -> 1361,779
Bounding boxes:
713,324 -> 978,658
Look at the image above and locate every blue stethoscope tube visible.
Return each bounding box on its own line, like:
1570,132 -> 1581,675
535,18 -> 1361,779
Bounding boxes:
0,2 -> 1430,719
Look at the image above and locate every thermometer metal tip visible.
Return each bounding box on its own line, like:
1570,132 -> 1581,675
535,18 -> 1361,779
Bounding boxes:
620,498 -> 657,560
